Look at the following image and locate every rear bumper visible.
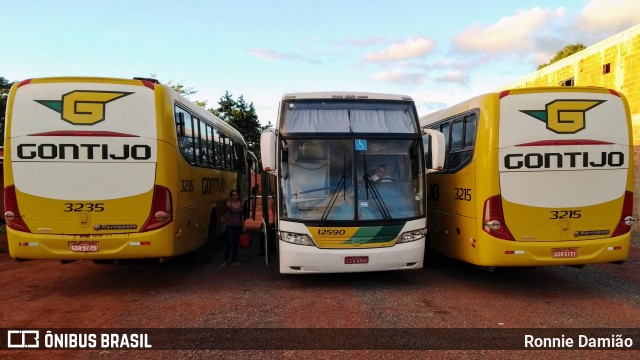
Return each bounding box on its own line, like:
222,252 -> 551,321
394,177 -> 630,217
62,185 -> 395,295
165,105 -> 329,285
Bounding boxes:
6,226 -> 177,260
475,232 -> 631,266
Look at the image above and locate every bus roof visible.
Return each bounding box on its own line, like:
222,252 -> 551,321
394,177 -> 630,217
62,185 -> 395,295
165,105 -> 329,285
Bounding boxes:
500,86 -> 619,97
281,91 -> 413,101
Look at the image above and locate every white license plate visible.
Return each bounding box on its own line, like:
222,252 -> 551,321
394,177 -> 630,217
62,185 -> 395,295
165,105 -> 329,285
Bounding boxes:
344,256 -> 369,264
552,248 -> 577,258
69,241 -> 99,252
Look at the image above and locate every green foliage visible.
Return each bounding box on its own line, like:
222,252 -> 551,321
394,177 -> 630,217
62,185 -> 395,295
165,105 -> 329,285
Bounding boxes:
150,75 -> 266,157
148,73 -> 198,97
1,76 -> 16,146
210,91 -> 265,157
537,43 -> 587,70
168,82 -> 198,97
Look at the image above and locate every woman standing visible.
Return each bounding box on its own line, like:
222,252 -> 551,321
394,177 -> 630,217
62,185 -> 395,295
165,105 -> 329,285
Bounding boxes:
222,190 -> 244,266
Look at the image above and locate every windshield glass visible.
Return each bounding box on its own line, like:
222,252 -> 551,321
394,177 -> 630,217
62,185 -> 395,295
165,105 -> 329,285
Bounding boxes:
282,100 -> 417,134
280,139 -> 423,222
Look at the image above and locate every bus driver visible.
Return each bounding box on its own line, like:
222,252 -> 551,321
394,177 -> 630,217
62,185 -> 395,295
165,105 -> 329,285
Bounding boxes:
370,165 -> 395,183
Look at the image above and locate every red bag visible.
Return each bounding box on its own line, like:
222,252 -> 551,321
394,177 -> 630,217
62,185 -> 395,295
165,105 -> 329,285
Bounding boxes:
239,232 -> 251,249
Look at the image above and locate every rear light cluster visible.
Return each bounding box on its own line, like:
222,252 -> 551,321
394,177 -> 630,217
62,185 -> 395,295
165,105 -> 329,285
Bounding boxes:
140,185 -> 173,232
482,192 -> 633,240
3,186 -> 31,233
482,195 -> 514,240
611,191 -> 634,237
3,185 -> 174,234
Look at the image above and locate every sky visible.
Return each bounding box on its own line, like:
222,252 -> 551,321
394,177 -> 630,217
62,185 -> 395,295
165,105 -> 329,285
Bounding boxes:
2,0 -> 640,125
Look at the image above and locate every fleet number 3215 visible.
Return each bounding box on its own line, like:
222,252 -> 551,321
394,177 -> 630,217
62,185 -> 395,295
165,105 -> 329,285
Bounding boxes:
550,210 -> 582,219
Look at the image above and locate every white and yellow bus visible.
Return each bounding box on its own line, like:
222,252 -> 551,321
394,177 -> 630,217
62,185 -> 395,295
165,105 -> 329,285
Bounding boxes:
3,76 -> 254,262
420,86 -> 633,267
260,92 -> 444,273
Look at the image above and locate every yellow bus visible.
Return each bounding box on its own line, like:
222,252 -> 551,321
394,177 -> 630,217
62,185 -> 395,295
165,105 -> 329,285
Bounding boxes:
3,76 -> 254,262
420,87 -> 633,267
260,92 -> 444,274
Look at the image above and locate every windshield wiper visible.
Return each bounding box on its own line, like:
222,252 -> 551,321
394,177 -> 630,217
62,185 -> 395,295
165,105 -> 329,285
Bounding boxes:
361,152 -> 392,222
362,173 -> 392,222
320,154 -> 347,224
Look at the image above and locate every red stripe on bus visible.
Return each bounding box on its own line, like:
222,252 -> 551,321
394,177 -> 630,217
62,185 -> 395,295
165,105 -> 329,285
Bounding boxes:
516,140 -> 613,147
29,131 -> 139,137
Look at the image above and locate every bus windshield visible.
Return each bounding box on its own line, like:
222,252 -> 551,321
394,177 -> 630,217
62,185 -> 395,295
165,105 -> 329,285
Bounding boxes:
282,100 -> 417,133
281,138 -> 423,222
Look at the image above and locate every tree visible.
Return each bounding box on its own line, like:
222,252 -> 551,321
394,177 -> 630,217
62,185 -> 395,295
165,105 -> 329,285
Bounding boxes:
1,76 -> 16,145
211,91 -> 265,157
538,43 -> 587,70
149,73 -> 198,98
150,75 -> 265,157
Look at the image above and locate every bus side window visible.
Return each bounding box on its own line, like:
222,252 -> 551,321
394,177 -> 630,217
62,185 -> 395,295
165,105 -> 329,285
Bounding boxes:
235,143 -> 246,172
213,128 -> 222,168
464,114 -> 476,148
449,119 -> 464,169
175,106 -> 196,164
205,125 -> 215,168
439,122 -> 450,170
176,111 -> 185,136
445,113 -> 476,171
227,139 -> 234,171
194,117 -> 204,167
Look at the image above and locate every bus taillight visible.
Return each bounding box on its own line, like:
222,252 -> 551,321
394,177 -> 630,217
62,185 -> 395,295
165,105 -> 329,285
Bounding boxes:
141,185 -> 173,232
482,195 -> 514,241
3,185 -> 31,233
611,191 -> 634,237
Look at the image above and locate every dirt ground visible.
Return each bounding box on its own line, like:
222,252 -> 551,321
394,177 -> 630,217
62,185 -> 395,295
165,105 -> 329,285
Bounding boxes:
1,221 -> 639,359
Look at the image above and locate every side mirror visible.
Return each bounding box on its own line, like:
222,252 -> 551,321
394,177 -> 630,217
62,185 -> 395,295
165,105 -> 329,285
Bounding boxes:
260,128 -> 277,174
422,128 -> 445,172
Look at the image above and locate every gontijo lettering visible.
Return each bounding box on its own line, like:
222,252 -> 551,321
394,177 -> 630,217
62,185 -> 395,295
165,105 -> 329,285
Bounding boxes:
504,151 -> 625,170
16,143 -> 152,160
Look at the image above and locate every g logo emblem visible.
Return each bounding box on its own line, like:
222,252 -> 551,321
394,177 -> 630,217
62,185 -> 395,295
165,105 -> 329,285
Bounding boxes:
36,90 -> 132,125
520,99 -> 605,134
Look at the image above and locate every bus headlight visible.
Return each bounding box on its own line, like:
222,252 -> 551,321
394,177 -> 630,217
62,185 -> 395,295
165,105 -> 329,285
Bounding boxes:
279,231 -> 314,246
398,228 -> 426,243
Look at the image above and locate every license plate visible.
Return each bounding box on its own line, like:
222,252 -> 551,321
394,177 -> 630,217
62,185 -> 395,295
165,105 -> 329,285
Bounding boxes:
69,241 -> 99,252
344,256 -> 369,264
552,248 -> 577,258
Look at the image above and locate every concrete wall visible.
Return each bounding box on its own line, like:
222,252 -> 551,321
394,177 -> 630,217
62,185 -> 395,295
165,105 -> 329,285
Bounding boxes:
505,23 -> 640,231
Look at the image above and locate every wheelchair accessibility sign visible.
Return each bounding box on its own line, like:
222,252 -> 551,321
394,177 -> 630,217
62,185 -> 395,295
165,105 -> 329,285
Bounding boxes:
355,139 -> 367,151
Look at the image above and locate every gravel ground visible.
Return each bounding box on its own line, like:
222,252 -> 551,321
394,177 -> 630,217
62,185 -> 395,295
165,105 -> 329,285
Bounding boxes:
0,229 -> 639,359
